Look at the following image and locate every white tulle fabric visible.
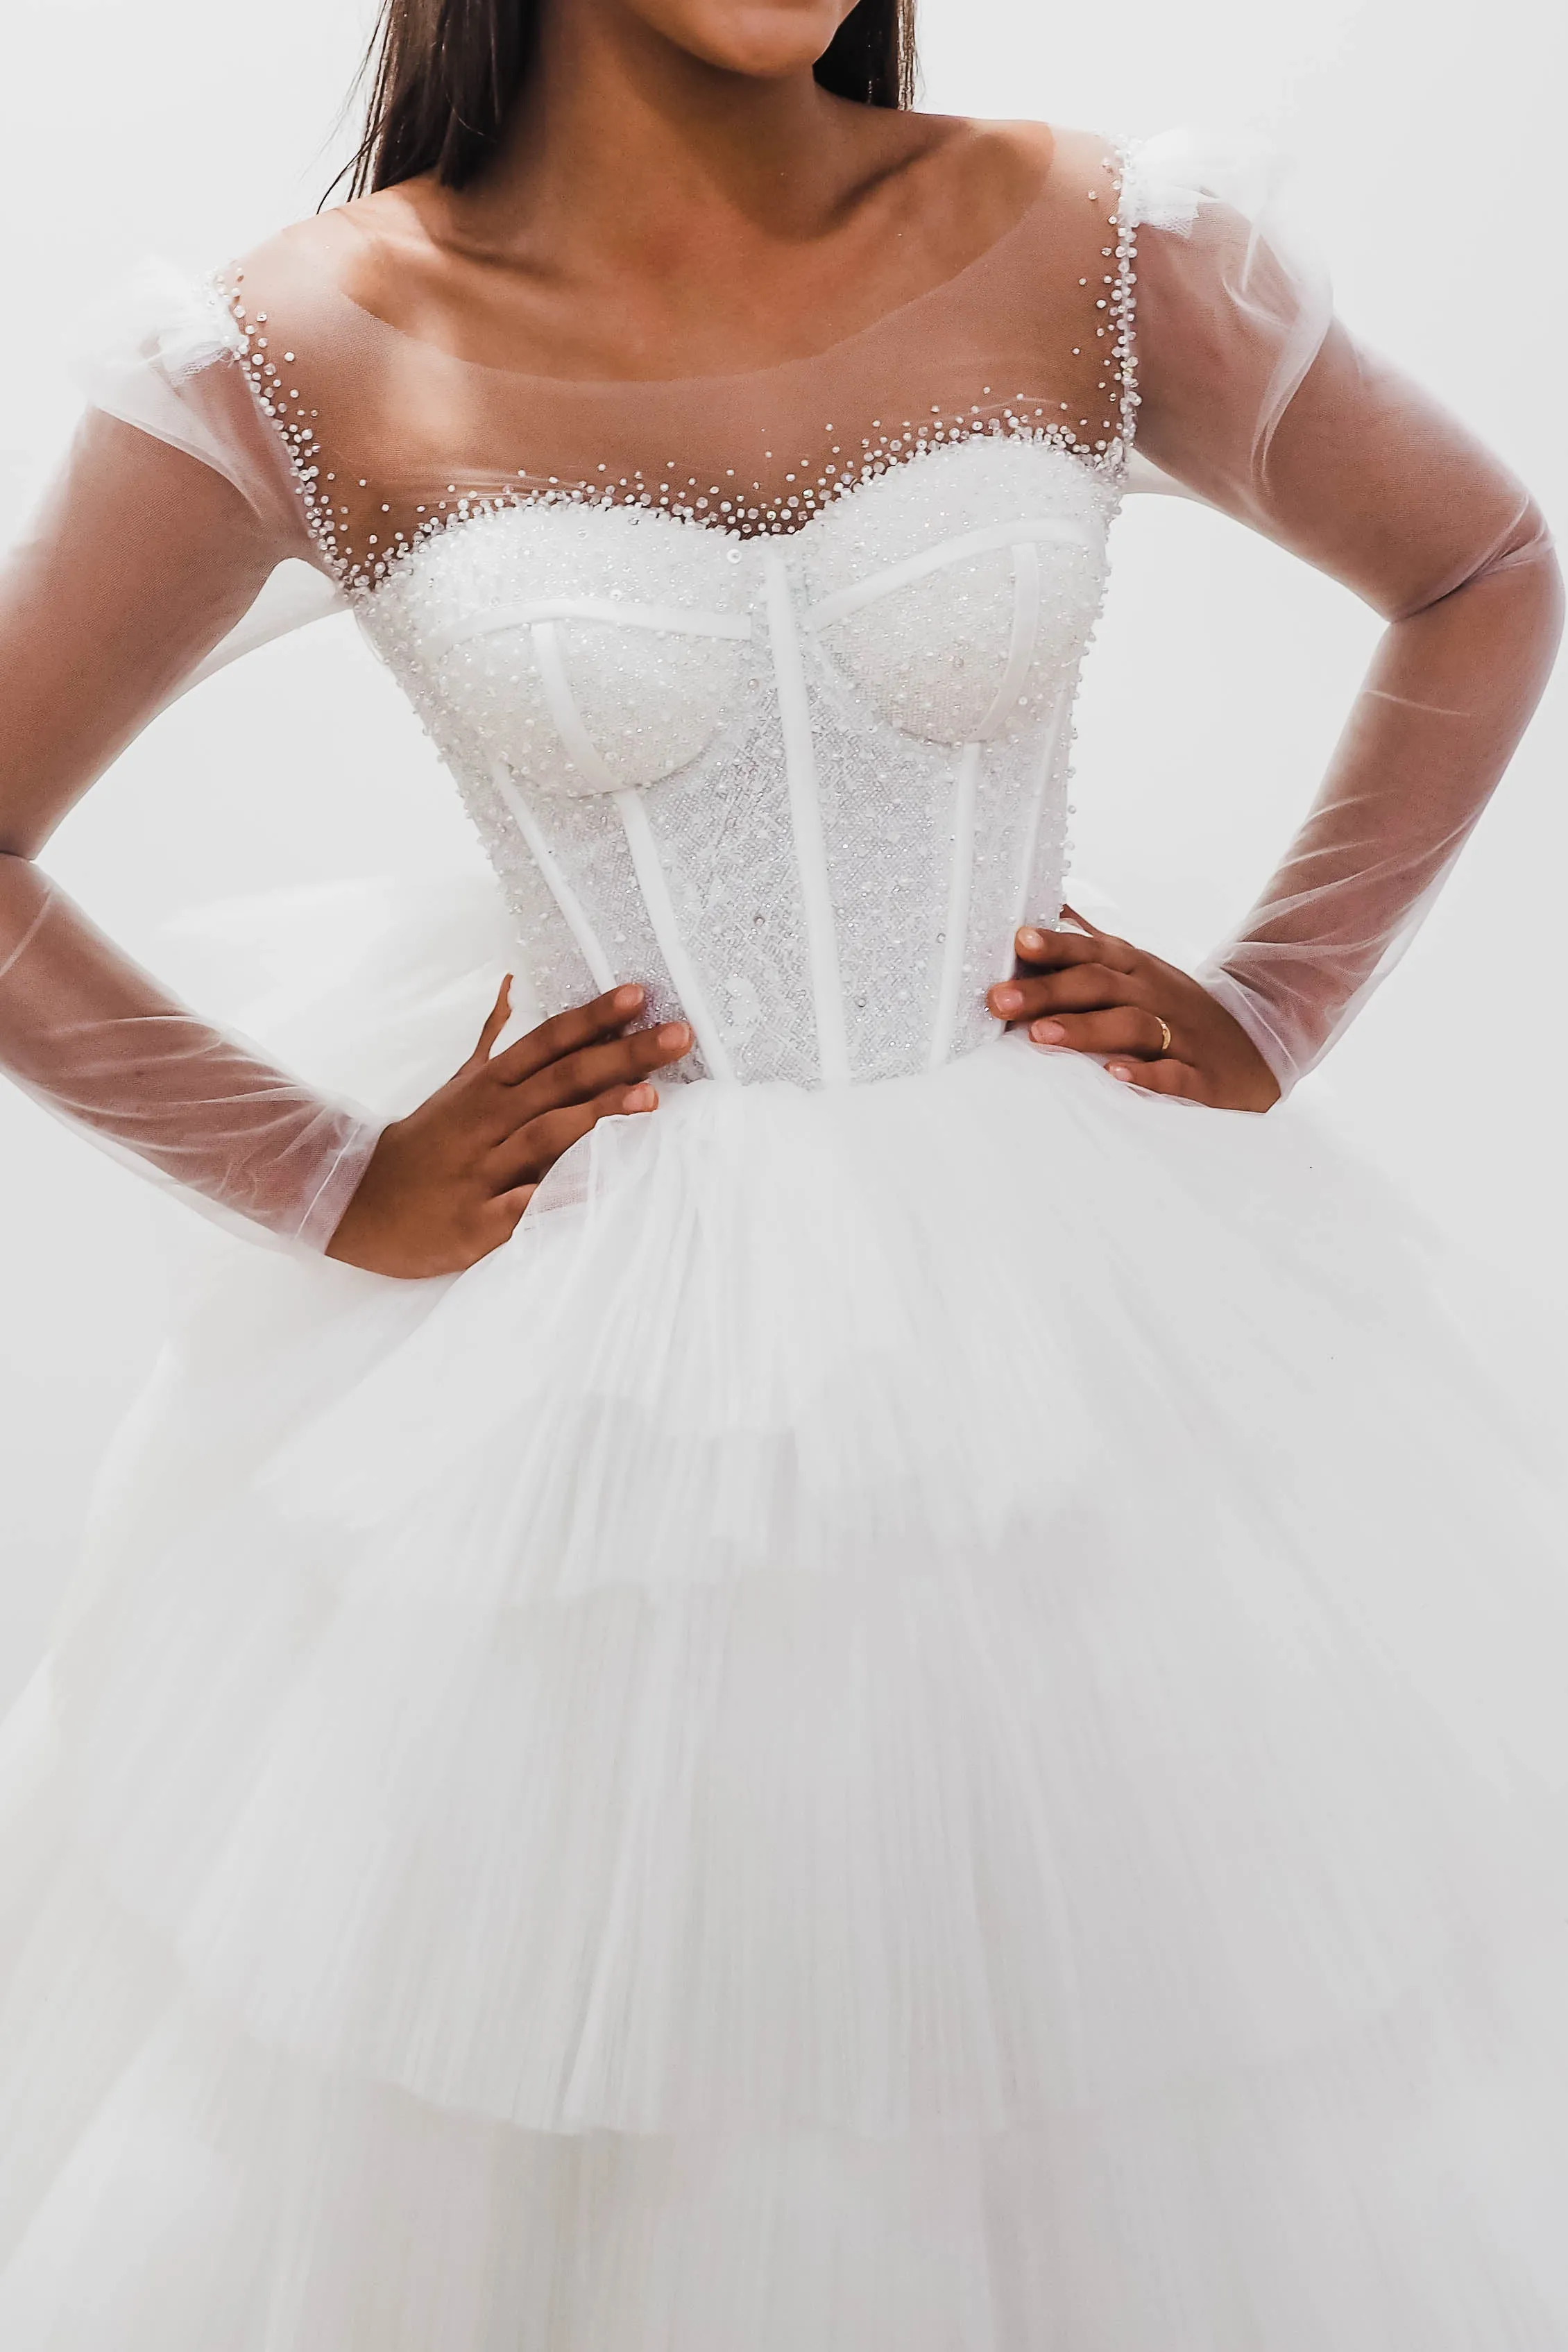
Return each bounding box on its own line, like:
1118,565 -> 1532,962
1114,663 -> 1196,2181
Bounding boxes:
3,123 -> 1568,2350
3,892 -> 1568,2344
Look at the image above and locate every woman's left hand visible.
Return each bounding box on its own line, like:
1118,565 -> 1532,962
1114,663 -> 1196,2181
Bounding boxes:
987,910 -> 1281,1112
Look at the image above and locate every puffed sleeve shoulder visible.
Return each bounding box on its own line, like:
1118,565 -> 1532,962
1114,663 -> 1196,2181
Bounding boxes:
80,259 -> 308,530
1117,129 -> 1340,521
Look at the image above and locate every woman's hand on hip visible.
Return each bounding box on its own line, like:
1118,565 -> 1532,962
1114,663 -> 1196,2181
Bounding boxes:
988,912 -> 1280,1113
327,980 -> 692,1277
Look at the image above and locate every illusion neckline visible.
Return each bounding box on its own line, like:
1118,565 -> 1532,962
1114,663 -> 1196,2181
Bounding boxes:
296,145 -> 1111,397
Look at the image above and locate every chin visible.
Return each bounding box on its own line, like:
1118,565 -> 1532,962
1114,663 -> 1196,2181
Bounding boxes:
648,0 -> 855,79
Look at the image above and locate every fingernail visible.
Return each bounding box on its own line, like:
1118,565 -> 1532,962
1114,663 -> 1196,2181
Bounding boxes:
1108,1063 -> 1132,1081
1018,928 -> 1044,951
1031,1019 -> 1065,1043
613,984 -> 643,1010
624,1084 -> 655,1111
992,986 -> 1023,1015
658,1023 -> 690,1049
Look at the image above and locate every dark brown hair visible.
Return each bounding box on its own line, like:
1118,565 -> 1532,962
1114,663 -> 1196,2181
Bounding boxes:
345,0 -> 918,197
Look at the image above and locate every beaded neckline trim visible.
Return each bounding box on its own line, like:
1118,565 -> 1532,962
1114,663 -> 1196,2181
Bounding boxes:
220,148 -> 1140,594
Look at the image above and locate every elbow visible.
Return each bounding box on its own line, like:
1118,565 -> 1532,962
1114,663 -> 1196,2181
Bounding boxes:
1392,495 -> 1562,629
1492,504 -> 1566,676
1492,495 -> 1565,620
1534,522 -> 1567,656
0,851 -> 56,979
0,797 -> 62,858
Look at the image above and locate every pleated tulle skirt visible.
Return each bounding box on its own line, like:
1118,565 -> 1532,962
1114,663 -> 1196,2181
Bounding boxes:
4,934 -> 1568,2344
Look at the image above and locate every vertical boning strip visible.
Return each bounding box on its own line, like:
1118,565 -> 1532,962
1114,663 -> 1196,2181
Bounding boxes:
762,550 -> 851,1086
928,743 -> 980,1071
489,761 -> 617,994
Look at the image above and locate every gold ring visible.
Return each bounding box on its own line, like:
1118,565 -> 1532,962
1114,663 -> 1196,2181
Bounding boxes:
1154,1016 -> 1173,1057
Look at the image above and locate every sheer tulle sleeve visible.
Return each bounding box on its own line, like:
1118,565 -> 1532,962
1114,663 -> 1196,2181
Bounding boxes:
1123,133 -> 1563,1089
0,272 -> 381,1247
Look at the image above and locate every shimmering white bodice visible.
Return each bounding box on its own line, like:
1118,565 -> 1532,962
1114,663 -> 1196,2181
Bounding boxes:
358,432 -> 1118,1085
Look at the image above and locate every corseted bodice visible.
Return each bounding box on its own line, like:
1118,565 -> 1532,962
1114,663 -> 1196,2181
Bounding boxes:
356,430 -> 1118,1084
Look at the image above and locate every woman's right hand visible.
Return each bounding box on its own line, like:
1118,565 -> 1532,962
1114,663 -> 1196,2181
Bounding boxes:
326,980 -> 691,1277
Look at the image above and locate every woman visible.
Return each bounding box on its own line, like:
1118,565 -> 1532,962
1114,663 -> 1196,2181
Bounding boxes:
0,0 -> 1564,2340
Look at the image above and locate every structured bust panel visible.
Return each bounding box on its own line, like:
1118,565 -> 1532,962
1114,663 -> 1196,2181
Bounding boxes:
359,433 -> 1116,1088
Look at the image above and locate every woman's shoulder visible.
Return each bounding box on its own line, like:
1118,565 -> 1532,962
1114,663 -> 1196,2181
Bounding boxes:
853,114 -> 1125,308
228,193 -> 431,341
937,120 -> 1294,241
889,115 -> 1122,221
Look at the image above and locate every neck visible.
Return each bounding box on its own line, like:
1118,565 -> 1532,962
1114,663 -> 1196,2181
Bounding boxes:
436,1 -> 882,269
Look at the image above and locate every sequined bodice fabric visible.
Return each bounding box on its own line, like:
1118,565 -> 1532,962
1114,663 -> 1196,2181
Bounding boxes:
357,434 -> 1115,1084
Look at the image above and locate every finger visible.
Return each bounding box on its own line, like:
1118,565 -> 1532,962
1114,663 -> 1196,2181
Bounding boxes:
991,970 -> 1125,1022
486,983 -> 649,1086
1107,1056 -> 1208,1101
989,937 -> 1139,1016
1058,903 -> 1120,941
502,1023 -> 690,1126
464,1182 -> 537,1261
1026,1007 -> 1173,1058
490,1099 -> 604,1191
1014,922 -> 1139,974
466,973 -> 514,1065
488,1080 -> 658,1190
991,962 -> 1148,1022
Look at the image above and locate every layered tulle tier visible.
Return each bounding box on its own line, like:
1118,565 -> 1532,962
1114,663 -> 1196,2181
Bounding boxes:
4,1036 -> 1568,2346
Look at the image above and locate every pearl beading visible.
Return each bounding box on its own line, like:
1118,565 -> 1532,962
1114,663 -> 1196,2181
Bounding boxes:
220,146 -> 1141,597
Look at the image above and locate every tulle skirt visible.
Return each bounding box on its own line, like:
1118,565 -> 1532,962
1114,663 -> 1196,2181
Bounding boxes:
3,894 -> 1568,2347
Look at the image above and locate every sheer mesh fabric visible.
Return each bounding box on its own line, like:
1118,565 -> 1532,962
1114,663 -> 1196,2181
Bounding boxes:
0,125 -> 1558,1247
0,388 -> 373,1247
219,130 -> 1131,581
1125,134 -> 1562,1081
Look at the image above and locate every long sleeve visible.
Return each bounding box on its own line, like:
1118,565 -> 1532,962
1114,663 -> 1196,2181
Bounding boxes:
0,279 -> 381,1247
1123,137 -> 1564,1089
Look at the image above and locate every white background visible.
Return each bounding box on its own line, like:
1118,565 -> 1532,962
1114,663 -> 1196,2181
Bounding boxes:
1,0 -> 1564,1705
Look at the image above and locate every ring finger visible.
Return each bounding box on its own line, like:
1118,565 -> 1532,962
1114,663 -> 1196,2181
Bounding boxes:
1028,1006 -> 1173,1059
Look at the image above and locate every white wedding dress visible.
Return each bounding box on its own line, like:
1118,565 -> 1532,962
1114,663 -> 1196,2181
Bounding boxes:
1,127 -> 1567,2347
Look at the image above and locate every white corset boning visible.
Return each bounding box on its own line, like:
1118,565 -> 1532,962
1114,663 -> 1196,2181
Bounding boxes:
358,432 -> 1118,1088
